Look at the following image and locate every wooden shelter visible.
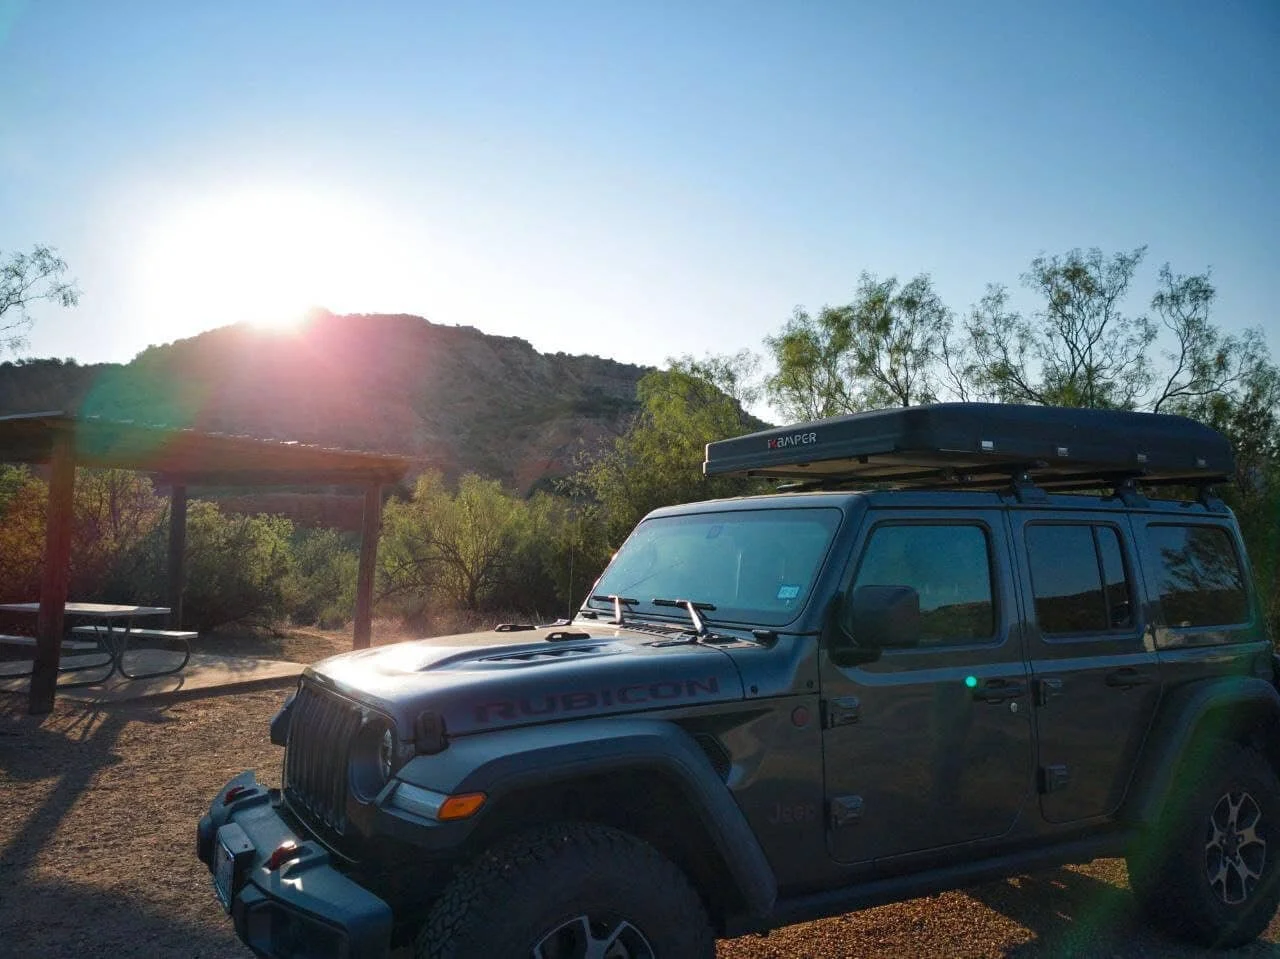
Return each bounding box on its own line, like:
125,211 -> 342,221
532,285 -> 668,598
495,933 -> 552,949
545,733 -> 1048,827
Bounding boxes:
0,412 -> 412,714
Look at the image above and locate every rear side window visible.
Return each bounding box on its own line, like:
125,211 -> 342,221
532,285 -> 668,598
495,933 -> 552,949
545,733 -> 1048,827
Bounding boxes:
1144,525 -> 1249,628
1025,524 -> 1134,636
853,524 -> 995,645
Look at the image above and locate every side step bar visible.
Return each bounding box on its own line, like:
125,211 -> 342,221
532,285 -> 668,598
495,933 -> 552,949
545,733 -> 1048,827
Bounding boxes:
725,831 -> 1134,937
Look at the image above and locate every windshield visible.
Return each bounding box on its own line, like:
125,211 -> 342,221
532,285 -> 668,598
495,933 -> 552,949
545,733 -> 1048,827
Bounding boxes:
586,507 -> 843,628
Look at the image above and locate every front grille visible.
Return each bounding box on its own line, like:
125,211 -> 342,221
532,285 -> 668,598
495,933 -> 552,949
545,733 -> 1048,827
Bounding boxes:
284,682 -> 361,834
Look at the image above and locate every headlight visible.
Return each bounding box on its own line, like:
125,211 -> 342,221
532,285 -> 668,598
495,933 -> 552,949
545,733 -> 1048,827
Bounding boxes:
387,782 -> 488,822
349,718 -> 396,802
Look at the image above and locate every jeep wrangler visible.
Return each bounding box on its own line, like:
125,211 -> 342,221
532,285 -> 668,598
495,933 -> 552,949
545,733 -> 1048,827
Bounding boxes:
198,403 -> 1280,958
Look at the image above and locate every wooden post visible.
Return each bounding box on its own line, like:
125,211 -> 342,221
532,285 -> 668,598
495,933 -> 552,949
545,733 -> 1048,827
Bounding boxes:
353,484 -> 382,650
30,431 -> 76,715
167,485 -> 188,629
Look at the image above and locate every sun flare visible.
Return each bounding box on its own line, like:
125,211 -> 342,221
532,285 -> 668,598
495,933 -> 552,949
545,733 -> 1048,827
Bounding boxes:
132,184 -> 393,341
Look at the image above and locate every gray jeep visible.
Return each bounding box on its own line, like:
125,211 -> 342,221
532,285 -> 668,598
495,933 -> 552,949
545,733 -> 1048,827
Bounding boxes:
198,403 -> 1280,958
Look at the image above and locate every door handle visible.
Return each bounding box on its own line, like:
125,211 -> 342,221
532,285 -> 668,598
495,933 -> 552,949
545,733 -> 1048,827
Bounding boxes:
972,680 -> 1026,704
1105,668 -> 1154,689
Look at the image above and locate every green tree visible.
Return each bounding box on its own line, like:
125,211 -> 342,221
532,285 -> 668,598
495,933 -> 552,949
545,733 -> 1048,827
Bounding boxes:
576,366 -> 762,544
0,463 -> 32,511
490,492 -> 612,617
1,245 -> 80,354
118,501 -> 296,630
434,474 -> 529,611
72,470 -> 166,600
1149,266 -> 1274,416
380,473 -> 446,622
758,246 -> 1280,631
284,528 -> 359,628
954,247 -> 1155,407
380,472 -> 536,614
669,350 -> 763,409
0,467 -> 168,605
766,273 -> 952,420
0,466 -> 48,602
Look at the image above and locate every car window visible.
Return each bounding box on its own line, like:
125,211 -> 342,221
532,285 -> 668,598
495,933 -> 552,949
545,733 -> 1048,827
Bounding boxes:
1144,524 -> 1249,628
588,508 -> 843,627
852,524 -> 995,645
1026,524 -> 1133,636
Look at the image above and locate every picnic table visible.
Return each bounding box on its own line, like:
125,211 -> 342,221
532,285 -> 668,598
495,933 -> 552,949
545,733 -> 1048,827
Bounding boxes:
0,602 -> 193,682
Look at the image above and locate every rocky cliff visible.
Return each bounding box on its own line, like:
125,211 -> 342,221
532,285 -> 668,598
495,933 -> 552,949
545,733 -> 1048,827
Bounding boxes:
0,311 -> 648,492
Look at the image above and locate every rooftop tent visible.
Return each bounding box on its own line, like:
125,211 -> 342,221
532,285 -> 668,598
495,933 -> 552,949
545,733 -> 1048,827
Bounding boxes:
703,403 -> 1234,491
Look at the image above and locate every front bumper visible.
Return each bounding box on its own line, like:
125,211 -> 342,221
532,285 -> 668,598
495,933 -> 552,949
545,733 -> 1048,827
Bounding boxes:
197,772 -> 392,959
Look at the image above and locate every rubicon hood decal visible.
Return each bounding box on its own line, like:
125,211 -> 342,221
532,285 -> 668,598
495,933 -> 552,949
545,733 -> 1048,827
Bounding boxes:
305,625 -> 745,735
473,675 -> 724,725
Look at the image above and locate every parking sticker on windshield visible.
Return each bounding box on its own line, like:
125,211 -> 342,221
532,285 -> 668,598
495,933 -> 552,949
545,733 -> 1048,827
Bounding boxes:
777,584 -> 801,600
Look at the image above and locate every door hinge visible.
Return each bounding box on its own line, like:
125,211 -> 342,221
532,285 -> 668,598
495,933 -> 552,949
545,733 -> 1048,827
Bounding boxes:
830,795 -> 864,829
1036,678 -> 1064,707
1039,764 -> 1071,794
822,696 -> 861,728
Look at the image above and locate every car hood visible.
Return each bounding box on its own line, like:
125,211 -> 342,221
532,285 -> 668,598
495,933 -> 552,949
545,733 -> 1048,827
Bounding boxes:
304,624 -> 746,736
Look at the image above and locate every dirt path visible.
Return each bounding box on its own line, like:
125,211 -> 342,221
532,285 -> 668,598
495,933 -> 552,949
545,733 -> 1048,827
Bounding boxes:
2,691 -> 1277,958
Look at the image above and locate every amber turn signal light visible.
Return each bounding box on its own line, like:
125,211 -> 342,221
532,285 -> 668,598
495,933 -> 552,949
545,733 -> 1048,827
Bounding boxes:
437,792 -> 486,821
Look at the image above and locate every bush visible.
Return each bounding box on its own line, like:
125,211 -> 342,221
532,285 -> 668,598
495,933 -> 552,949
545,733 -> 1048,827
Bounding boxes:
112,499 -> 296,631
379,473 -> 610,624
285,528 -> 358,628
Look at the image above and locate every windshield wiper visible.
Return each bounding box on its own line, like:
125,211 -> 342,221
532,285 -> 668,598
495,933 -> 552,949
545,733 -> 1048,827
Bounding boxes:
591,594 -> 638,626
651,598 -> 716,638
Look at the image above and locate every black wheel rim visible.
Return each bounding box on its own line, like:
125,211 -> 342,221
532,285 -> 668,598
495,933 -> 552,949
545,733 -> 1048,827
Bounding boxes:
1204,789 -> 1268,906
532,914 -> 655,959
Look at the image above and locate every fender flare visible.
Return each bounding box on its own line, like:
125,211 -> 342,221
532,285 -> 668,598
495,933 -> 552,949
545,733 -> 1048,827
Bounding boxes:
1123,676 -> 1280,826
393,717 -> 778,917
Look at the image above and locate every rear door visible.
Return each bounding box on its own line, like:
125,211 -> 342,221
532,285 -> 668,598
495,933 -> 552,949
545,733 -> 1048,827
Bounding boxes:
1012,511 -> 1162,823
820,508 -> 1036,864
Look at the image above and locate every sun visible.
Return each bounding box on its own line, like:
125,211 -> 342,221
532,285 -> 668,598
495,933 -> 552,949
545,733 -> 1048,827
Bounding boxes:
132,184 -> 390,341
250,309 -> 310,332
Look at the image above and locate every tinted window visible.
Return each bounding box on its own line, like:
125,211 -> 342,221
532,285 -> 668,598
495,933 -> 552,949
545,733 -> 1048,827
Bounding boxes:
1026,524 -> 1134,635
1026,525 -> 1108,634
853,525 -> 994,645
1145,525 -> 1249,628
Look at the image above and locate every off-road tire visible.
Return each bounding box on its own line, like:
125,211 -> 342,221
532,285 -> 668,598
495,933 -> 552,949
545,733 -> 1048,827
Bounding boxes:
1127,740 -> 1280,948
416,822 -> 716,959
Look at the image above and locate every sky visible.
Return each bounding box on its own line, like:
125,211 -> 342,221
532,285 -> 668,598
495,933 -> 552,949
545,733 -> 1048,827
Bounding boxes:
1,0 -> 1277,376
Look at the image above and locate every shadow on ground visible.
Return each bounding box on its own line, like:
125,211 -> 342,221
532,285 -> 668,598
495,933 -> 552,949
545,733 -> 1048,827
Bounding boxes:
968,867 -> 1280,958
0,876 -> 243,958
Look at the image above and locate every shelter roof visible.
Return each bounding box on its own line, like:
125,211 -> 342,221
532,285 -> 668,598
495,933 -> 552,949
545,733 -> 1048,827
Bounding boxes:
0,412 -> 411,486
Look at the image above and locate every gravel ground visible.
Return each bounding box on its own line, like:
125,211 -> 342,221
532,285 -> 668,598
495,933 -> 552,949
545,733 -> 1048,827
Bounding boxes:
2,689 -> 1278,958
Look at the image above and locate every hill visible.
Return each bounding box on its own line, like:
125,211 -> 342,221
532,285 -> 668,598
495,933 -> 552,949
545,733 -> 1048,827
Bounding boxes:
0,312 -> 649,494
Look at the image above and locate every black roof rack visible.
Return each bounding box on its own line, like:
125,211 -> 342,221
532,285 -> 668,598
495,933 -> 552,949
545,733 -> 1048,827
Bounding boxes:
703,403 -> 1234,492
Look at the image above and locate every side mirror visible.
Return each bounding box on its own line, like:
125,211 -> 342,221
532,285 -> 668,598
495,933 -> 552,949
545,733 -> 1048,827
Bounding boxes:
835,585 -> 922,653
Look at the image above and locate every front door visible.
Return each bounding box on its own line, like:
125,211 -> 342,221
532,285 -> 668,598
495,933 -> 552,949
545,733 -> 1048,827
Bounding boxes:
1011,513 -> 1163,823
821,510 -> 1036,864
